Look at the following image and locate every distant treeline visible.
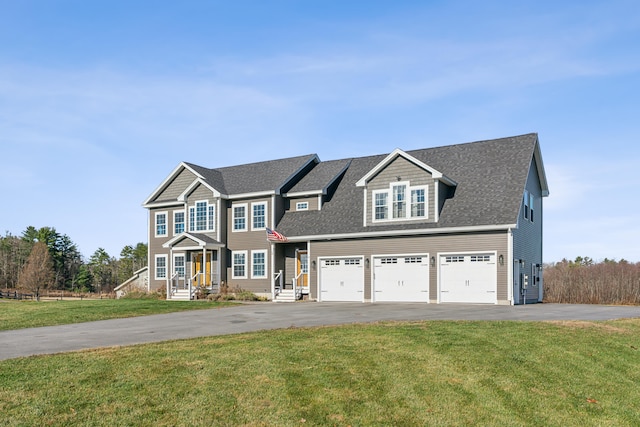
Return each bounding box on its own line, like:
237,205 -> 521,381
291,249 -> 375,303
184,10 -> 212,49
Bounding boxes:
0,226 -> 147,294
544,257 -> 640,305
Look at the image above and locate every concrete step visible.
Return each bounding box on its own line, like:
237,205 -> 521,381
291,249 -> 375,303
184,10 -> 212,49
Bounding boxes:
274,290 -> 297,302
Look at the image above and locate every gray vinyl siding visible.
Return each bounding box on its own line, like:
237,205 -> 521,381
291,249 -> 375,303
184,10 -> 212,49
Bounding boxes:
513,157 -> 544,303
149,206 -> 180,291
288,197 -> 319,212
309,231 -> 509,302
366,156 -> 436,225
152,168 -> 196,202
226,198 -> 272,293
186,183 -> 215,201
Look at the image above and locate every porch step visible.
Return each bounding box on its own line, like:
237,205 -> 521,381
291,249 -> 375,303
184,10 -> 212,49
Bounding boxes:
169,289 -> 192,301
274,289 -> 297,302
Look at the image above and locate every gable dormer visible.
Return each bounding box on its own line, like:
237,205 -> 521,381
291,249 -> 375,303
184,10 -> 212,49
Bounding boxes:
356,148 -> 456,226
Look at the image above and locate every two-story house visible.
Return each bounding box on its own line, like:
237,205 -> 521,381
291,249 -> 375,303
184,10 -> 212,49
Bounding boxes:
143,133 -> 549,304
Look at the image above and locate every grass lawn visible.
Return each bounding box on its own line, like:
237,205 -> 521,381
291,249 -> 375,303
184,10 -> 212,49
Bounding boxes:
0,299 -> 236,331
1,319 -> 639,426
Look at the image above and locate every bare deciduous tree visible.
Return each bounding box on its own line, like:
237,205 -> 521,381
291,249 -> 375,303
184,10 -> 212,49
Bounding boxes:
18,242 -> 55,299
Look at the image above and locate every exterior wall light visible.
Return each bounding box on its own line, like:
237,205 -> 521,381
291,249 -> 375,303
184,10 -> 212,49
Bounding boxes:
430,256 -> 435,267
311,260 -> 316,271
365,258 -> 370,268
499,254 -> 504,265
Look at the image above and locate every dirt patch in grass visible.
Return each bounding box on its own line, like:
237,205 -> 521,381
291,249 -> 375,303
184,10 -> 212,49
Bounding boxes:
545,320 -> 630,334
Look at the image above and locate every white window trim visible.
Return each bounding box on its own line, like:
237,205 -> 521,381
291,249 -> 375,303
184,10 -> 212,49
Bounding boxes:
173,210 -> 185,236
173,253 -> 186,278
155,211 -> 168,237
523,190 -> 530,221
232,250 -> 248,279
155,254 -> 168,280
371,182 -> 428,223
296,201 -> 309,211
251,250 -> 268,279
232,203 -> 248,232
188,200 -> 216,232
251,201 -> 268,231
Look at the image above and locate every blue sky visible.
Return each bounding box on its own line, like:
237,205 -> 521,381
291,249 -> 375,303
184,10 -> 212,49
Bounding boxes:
1,0 -> 639,262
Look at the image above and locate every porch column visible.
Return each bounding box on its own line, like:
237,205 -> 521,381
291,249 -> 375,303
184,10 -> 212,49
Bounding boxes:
202,247 -> 207,286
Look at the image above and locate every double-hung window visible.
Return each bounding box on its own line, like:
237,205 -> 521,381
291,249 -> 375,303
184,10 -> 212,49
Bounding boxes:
252,250 -> 267,278
155,255 -> 167,279
392,184 -> 406,219
232,251 -> 247,279
529,193 -> 535,222
411,188 -> 425,218
252,202 -> 267,230
188,200 -> 216,232
523,191 -> 530,221
374,192 -> 388,220
174,211 -> 185,235
233,204 -> 247,232
373,182 -> 427,222
155,212 -> 167,237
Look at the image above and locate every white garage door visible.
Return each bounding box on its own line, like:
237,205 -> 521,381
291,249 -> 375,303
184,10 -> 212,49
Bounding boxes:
439,253 -> 497,303
373,255 -> 429,302
319,257 -> 364,302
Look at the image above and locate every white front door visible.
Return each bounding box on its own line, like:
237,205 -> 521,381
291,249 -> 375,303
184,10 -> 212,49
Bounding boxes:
373,255 -> 429,302
439,253 -> 497,303
319,257 -> 364,302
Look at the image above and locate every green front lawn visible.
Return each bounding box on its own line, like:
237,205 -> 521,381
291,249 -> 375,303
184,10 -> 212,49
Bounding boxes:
2,319 -> 639,426
0,299 -> 235,331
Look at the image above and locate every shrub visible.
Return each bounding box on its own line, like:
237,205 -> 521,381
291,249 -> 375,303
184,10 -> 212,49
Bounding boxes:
121,290 -> 164,300
544,258 -> 640,304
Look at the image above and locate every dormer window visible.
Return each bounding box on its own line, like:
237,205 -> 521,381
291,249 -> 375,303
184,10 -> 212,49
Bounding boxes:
373,182 -> 428,222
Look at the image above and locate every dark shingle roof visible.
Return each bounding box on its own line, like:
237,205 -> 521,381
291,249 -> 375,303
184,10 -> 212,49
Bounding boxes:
286,159 -> 351,194
276,134 -> 539,236
185,154 -> 317,195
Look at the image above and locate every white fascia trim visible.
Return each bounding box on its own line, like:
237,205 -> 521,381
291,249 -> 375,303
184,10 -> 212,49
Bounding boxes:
143,162 -> 204,206
284,190 -> 323,197
285,223 -> 517,242
227,190 -> 274,200
143,200 -> 184,209
178,178 -> 221,201
355,148 -> 457,187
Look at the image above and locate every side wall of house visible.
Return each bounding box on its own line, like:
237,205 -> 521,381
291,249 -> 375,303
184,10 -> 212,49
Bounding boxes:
309,231 -> 509,303
512,157 -> 544,303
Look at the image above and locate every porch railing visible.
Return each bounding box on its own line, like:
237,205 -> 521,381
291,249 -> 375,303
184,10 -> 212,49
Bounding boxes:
274,270 -> 283,296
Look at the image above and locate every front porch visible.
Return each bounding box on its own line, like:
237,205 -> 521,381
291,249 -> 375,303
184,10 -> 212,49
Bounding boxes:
272,242 -> 310,302
163,233 -> 225,300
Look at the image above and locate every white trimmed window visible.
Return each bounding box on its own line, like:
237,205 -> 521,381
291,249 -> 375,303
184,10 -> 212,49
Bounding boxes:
233,204 -> 247,232
155,212 -> 168,237
296,201 -> 309,211
155,255 -> 167,279
188,200 -> 215,232
374,192 -> 388,220
232,251 -> 247,279
251,202 -> 267,230
251,250 -> 267,279
174,254 -> 185,278
529,193 -> 535,223
372,182 -> 427,222
174,210 -> 185,235
523,190 -> 530,220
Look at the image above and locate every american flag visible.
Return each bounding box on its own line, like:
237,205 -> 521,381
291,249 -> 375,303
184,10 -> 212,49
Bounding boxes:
266,227 -> 288,242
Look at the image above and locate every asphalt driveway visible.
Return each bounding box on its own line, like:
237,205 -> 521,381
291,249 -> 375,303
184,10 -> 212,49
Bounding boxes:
2,302 -> 640,361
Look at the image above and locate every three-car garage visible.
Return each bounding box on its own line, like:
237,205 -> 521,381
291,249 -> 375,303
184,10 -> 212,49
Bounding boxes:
317,252 -> 498,303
